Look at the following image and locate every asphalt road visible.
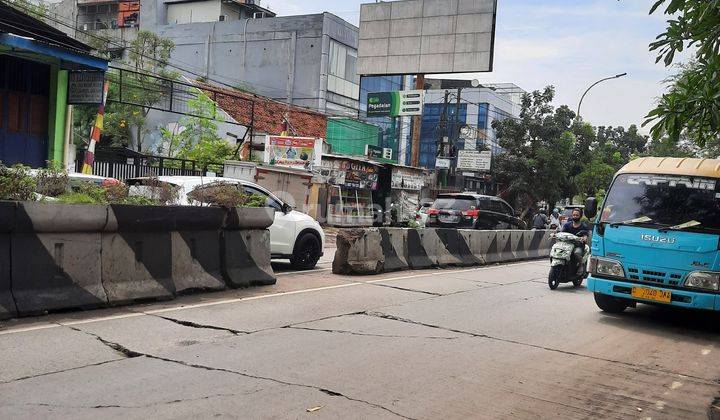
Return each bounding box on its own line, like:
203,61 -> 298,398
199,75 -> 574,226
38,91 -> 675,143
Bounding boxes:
2,250 -> 720,419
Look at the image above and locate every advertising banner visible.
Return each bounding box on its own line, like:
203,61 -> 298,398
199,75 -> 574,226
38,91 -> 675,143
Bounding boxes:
367,90 -> 424,117
265,136 -> 317,170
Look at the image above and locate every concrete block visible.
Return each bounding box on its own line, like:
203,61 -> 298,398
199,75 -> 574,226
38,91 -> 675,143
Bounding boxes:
0,233 -> 16,320
495,231 -> 514,262
458,0 -> 496,14
453,52 -> 491,72
359,20 -> 390,39
15,203 -> 108,233
222,230 -> 275,287
421,34 -> 456,54
0,201 -> 16,232
421,15 -> 457,36
108,205 -> 228,232
332,229 -> 384,275
389,36 -> 422,55
379,228 -> 409,272
387,54 -> 420,74
391,0 -> 423,19
420,229 -> 462,267
12,233 -> 108,315
361,2 -> 392,21
171,231 -> 226,294
455,13 -> 493,34
435,228 -> 480,266
459,230 -> 487,265
454,32 -> 491,53
406,229 -> 434,269
390,18 -> 423,38
423,0 -> 458,17
359,38 -> 390,57
419,53 -> 454,73
101,232 -> 175,304
511,230 -> 529,260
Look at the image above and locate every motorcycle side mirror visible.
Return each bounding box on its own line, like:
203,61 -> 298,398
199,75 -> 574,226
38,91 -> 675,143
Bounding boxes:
585,197 -> 598,219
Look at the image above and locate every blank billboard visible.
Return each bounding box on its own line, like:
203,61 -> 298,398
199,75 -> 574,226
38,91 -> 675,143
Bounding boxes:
358,0 -> 497,75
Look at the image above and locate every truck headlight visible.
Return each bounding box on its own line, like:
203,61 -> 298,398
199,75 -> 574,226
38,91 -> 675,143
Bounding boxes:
684,272 -> 720,291
590,257 -> 625,279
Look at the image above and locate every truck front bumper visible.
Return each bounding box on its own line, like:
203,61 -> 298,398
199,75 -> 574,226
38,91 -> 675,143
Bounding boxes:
587,276 -> 718,311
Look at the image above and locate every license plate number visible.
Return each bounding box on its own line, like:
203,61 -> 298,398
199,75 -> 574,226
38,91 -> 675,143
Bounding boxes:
439,215 -> 457,223
631,286 -> 671,303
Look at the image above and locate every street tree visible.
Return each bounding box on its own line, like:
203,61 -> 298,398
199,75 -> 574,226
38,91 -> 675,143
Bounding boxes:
645,1 -> 720,145
492,86 -> 575,216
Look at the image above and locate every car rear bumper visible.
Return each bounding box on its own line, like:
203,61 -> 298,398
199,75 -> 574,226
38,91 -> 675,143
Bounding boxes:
587,276 -> 718,311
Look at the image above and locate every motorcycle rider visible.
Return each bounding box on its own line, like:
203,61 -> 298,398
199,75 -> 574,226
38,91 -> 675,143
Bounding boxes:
549,208 -> 561,230
561,208 -> 590,270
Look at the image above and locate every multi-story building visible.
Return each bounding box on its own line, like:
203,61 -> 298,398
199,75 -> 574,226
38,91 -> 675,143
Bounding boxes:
141,1 -> 361,117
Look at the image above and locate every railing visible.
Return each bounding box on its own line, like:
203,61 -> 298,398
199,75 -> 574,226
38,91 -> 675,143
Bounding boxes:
76,149 -> 223,180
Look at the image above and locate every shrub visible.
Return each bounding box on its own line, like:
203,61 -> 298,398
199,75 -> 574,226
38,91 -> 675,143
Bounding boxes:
0,164 -> 36,201
56,192 -> 100,204
35,161 -> 69,197
188,182 -> 246,207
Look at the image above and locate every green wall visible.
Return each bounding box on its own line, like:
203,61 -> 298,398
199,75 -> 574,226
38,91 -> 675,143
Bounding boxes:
326,118 -> 380,157
47,66 -> 68,164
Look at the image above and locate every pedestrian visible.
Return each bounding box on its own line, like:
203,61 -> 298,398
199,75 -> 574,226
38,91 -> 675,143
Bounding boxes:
549,208 -> 561,231
531,208 -> 548,230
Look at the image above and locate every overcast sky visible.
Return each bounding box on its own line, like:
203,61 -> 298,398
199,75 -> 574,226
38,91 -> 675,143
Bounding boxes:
265,0 -> 678,131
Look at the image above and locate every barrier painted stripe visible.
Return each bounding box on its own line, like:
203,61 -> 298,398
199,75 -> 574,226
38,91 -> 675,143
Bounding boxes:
0,260 -> 545,336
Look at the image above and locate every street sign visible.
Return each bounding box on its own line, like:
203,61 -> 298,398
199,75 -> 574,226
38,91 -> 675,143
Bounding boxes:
366,145 -> 394,161
382,147 -> 393,160
68,71 -> 105,104
435,158 -> 451,169
462,172 -> 476,177
457,150 -> 492,171
367,90 -> 425,117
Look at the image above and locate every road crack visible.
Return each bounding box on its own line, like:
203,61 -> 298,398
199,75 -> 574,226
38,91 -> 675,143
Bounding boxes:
361,311 -> 716,384
285,325 -> 459,340
0,359 -> 125,385
63,325 -> 416,419
146,314 -> 250,335
362,282 -> 443,296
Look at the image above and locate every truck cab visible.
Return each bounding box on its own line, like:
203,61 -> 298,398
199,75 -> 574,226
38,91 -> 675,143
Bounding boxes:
586,157 -> 720,313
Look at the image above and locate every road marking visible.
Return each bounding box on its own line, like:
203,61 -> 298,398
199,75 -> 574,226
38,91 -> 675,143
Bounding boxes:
0,260 -> 542,335
276,267 -> 331,276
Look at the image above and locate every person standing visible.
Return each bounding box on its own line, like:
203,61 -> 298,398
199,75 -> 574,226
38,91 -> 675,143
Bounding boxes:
549,208 -> 561,230
531,208 -> 549,230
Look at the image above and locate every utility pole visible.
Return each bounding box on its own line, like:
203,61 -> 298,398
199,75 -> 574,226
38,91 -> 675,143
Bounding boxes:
436,90 -> 450,188
450,87 -> 462,189
410,74 -> 425,167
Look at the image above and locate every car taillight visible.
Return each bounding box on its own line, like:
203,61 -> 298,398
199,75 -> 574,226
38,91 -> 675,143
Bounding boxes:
463,210 -> 479,217
428,209 -> 439,215
416,214 -> 421,220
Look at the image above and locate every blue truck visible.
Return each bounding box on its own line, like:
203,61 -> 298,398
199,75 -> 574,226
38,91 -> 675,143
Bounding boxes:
584,157 -> 720,313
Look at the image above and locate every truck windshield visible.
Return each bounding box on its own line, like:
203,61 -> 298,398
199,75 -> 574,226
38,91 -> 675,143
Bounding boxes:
600,174 -> 720,232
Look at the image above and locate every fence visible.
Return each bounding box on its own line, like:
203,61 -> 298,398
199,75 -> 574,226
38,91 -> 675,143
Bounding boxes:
76,148 -> 223,180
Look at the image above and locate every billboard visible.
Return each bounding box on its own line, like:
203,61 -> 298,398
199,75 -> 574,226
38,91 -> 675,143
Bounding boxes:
264,136 -> 319,170
456,150 -> 491,171
358,0 -> 497,75
367,90 -> 425,117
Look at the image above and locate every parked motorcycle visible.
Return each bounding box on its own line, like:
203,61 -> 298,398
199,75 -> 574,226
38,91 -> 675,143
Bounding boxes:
548,232 -> 589,289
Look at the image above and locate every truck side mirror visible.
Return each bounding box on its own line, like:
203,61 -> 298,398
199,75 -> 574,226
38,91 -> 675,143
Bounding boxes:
585,197 -> 598,219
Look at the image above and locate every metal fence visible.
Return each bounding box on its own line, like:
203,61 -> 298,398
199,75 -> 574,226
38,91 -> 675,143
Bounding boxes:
76,149 -> 222,181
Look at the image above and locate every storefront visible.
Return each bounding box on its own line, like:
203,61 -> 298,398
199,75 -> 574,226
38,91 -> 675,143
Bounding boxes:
313,154 -> 380,227
0,3 -> 108,168
388,164 -> 426,224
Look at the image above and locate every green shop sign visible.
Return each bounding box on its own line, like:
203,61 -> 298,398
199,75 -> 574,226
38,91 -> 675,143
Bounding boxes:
367,90 -> 425,117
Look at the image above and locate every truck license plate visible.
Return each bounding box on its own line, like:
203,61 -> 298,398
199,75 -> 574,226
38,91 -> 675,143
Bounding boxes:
631,286 -> 671,303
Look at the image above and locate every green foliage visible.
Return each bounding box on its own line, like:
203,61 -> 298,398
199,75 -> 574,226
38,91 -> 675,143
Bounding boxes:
56,192 -> 102,205
492,86 -> 575,215
645,1 -> 720,144
574,157 -> 615,199
35,161 -> 69,197
157,89 -> 233,168
187,182 -> 266,208
0,164 -> 36,201
244,194 -> 268,208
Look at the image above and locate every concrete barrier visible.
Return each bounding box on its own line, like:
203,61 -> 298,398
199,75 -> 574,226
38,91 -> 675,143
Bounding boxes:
171,231 -> 226,294
0,202 -> 16,320
333,227 -> 553,275
222,230 -> 276,287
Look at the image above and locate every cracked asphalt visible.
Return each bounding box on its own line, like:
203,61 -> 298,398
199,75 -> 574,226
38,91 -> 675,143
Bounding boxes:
2,258 -> 720,419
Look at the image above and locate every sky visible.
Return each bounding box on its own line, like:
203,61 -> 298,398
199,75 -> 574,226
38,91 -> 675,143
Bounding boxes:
264,0 -> 679,132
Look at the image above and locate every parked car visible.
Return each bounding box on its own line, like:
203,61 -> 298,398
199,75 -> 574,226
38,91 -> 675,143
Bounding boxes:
558,205 -> 585,226
67,172 -> 120,187
425,193 -> 526,230
415,202 -> 432,227
126,176 -> 325,269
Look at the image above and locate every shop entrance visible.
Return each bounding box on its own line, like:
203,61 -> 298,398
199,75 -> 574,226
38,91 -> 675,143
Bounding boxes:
0,55 -> 50,167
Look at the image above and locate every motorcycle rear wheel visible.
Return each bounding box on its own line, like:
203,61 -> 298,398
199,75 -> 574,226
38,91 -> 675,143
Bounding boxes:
548,265 -> 562,290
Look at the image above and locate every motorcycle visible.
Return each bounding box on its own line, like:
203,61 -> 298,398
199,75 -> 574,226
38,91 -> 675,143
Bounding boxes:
548,231 -> 589,289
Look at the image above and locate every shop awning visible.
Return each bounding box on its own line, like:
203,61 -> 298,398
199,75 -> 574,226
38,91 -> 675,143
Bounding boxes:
0,33 -> 107,71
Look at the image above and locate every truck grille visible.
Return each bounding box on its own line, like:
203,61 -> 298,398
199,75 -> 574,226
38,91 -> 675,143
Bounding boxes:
626,265 -> 684,286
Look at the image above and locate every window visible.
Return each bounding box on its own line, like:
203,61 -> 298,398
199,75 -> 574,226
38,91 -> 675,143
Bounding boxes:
243,185 -> 283,212
328,40 -> 360,99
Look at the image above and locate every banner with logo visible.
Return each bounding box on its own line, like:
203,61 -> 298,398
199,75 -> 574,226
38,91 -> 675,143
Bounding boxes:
265,136 -> 317,170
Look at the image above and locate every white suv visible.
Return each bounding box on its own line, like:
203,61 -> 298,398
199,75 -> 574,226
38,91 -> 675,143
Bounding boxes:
126,176 -> 325,270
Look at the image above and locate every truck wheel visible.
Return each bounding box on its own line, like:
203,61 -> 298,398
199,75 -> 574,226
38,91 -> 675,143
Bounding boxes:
594,293 -> 628,314
290,233 -> 321,270
548,265 -> 562,290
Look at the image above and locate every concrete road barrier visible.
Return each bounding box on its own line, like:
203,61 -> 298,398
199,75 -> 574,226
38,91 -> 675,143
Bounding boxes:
334,227 -> 553,275
0,202 -> 16,320
222,230 -> 276,287
171,231 -> 226,294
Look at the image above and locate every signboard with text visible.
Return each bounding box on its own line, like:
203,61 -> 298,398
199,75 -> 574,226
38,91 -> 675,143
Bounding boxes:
457,150 -> 492,171
68,71 -> 105,104
367,90 -> 424,117
265,136 -> 317,170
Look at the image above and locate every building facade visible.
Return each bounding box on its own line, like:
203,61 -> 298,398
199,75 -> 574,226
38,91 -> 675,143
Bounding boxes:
141,1 -> 361,116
